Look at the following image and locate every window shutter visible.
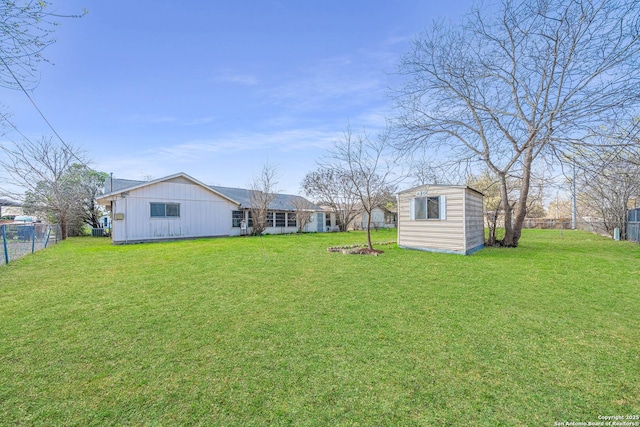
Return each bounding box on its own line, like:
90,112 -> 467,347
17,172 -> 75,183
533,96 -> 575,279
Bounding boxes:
439,195 -> 447,220
410,198 -> 415,220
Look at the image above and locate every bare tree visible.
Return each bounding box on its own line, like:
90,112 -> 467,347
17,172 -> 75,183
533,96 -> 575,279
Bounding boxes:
326,126 -> 400,251
291,196 -> 314,232
394,0 -> 640,247
468,171 -> 509,246
0,136 -> 91,238
409,158 -> 446,187
301,167 -> 360,232
469,168 -> 549,244
249,163 -> 278,236
576,145 -> 640,239
0,1 -> 85,90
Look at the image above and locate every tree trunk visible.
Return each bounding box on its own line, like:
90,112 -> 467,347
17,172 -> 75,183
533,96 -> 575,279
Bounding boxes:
366,209 -> 373,250
498,172 -> 514,246
509,146 -> 534,247
60,220 -> 68,240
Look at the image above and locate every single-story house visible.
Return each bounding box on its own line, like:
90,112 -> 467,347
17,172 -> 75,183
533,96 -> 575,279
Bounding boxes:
0,199 -> 23,218
397,184 -> 484,255
628,208 -> 639,243
96,172 -> 325,244
318,206 -> 340,232
352,205 -> 397,230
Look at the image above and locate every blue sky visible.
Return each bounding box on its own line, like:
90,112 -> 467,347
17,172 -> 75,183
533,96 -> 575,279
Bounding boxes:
3,0 -> 471,194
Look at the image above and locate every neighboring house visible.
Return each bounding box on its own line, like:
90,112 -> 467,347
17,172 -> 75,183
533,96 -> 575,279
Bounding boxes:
96,173 -> 325,244
99,214 -> 112,229
0,199 -> 23,218
319,206 -> 339,232
628,208 -> 640,243
397,184 -> 484,255
353,205 -> 397,230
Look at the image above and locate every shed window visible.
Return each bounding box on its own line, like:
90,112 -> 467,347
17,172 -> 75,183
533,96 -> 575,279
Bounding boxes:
411,196 -> 446,220
150,202 -> 180,218
427,197 -> 440,219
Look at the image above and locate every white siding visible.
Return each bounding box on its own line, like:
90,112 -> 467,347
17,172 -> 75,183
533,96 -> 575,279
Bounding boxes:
111,180 -> 236,243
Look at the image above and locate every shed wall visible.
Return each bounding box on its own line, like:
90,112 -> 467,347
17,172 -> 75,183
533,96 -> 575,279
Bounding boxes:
397,186 -> 466,253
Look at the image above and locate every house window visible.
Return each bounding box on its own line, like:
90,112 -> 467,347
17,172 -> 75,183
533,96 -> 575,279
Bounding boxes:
411,196 -> 445,220
275,212 -> 286,227
232,210 -> 243,227
247,211 -> 253,227
326,214 -> 331,227
385,212 -> 397,224
150,202 -> 180,218
266,211 -> 274,227
286,212 -> 297,227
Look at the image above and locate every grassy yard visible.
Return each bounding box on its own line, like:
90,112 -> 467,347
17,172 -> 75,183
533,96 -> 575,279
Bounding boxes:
0,229 -> 638,426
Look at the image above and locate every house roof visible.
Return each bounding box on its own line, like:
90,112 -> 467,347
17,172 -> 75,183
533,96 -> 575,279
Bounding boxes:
210,186 -> 321,211
99,173 -> 321,211
0,199 -> 21,207
98,172 -> 239,205
106,178 -> 146,194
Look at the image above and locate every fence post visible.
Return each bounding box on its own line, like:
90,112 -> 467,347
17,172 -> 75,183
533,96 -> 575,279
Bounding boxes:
44,225 -> 51,248
31,225 -> 36,253
2,225 -> 8,265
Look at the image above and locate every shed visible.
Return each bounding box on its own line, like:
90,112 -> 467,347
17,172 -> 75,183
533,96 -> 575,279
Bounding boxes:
397,184 -> 484,255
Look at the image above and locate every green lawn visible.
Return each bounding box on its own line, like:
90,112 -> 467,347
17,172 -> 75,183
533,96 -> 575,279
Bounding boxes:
0,229 -> 638,426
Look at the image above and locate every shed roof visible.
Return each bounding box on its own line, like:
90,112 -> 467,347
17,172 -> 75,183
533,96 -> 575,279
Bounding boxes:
398,184 -> 484,197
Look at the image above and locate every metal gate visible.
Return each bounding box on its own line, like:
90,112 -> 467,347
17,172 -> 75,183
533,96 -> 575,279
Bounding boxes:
628,208 -> 640,243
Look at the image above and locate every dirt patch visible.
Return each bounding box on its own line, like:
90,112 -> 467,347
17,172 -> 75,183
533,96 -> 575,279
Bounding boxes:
327,241 -> 395,256
344,247 -> 384,256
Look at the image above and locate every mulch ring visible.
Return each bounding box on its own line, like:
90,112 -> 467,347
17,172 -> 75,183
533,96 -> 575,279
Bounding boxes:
327,241 -> 396,256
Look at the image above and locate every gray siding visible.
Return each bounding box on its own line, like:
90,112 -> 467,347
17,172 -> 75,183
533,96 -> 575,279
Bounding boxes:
464,189 -> 485,251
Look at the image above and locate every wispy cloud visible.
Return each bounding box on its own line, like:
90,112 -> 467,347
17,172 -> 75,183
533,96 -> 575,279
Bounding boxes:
213,69 -> 260,86
124,114 -> 217,126
95,127 -> 341,193
264,55 -> 384,112
261,34 -> 409,116
154,128 -> 340,160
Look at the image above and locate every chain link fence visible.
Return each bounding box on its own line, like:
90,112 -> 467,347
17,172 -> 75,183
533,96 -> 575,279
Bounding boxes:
628,209 -> 640,243
490,217 -> 619,239
519,217 -> 635,241
0,223 -> 61,266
